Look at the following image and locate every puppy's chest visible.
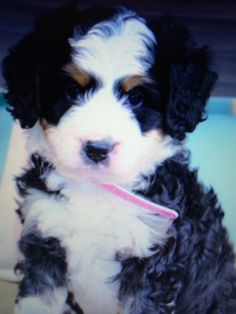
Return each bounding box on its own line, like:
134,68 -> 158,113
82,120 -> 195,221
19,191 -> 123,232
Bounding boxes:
61,187 -> 134,314
64,186 -> 170,313
26,181 -> 170,314
60,183 -> 168,259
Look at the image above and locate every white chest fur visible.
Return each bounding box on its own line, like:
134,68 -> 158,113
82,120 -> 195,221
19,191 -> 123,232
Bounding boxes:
22,173 -> 172,314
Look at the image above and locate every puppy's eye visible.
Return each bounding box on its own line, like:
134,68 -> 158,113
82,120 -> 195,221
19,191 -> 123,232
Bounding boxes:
66,84 -> 80,100
127,90 -> 143,107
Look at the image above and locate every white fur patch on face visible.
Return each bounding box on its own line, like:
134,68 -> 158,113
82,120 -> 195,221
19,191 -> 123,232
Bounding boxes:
38,13 -> 180,186
70,11 -> 156,80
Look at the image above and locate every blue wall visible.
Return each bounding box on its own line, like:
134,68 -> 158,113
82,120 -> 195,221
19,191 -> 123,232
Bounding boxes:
188,111 -> 236,247
0,94 -> 13,182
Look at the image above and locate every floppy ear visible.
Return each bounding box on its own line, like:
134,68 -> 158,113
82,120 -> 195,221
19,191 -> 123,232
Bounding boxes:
151,18 -> 218,141
2,5 -> 77,128
167,47 -> 217,140
2,33 -> 41,128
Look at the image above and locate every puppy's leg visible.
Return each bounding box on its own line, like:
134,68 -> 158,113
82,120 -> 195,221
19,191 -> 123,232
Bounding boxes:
15,229 -> 69,314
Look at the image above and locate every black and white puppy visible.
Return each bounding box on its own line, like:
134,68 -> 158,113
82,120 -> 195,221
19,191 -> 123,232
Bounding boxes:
2,4 -> 236,314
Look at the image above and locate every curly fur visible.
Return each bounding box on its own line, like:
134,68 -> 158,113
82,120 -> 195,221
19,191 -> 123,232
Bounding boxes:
2,4 -> 236,314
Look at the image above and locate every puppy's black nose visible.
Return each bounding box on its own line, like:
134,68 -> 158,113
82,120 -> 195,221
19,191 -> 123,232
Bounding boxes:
84,140 -> 114,163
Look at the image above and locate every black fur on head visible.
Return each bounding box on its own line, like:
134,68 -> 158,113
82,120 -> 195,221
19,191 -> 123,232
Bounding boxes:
2,5 -> 77,128
2,5 -> 217,140
149,17 -> 218,140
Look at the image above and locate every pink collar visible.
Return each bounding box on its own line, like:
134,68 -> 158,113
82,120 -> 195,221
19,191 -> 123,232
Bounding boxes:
99,183 -> 179,220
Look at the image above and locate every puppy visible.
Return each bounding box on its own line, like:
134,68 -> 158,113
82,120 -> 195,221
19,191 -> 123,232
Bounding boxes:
2,4 -> 236,314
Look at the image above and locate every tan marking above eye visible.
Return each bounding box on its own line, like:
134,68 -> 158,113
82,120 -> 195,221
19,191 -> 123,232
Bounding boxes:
122,75 -> 152,92
40,118 -> 51,131
64,63 -> 91,87
145,129 -> 165,142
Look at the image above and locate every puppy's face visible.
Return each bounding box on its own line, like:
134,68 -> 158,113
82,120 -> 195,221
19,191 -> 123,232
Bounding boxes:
3,7 -> 216,186
43,14 -> 177,185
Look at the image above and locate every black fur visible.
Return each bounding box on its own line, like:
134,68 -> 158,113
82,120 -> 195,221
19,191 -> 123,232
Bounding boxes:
148,17 -> 217,140
15,230 -> 67,298
14,154 -> 61,224
116,155 -> 236,313
66,292 -> 84,314
16,153 -> 59,197
1,5 -> 126,128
